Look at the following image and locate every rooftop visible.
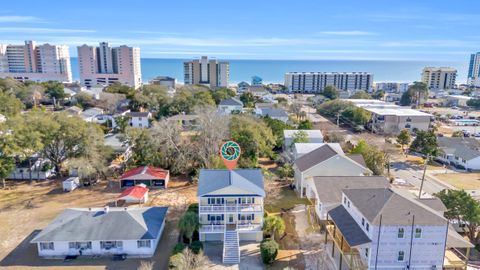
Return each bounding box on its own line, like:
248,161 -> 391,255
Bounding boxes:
260,108 -> 288,118
284,129 -> 323,139
198,169 -> 264,197
343,188 -> 447,225
219,97 -> 243,106
121,165 -> 169,180
126,111 -> 151,118
31,207 -> 168,242
293,143 -> 343,156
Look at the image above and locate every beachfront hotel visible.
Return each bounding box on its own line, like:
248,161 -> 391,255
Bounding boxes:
0,40 -> 72,83
421,67 -> 457,91
77,42 -> 142,89
184,56 -> 229,88
284,72 -> 373,93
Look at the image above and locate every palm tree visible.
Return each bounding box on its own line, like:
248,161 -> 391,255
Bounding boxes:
263,215 -> 285,241
178,211 -> 200,244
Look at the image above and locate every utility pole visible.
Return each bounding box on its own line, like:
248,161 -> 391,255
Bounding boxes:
418,154 -> 429,199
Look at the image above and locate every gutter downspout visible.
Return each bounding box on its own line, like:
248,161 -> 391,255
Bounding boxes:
407,215 -> 415,269
440,219 -> 449,269
374,214 -> 382,270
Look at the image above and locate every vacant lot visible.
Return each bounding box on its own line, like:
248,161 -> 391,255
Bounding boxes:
434,173 -> 480,190
0,176 -> 197,270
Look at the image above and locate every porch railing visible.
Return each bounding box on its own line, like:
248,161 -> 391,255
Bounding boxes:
199,224 -> 225,233
199,204 -> 263,213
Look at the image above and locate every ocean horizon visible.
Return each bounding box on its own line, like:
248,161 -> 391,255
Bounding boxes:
70,58 -> 469,85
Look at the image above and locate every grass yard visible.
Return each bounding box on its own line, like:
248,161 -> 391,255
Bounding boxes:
264,181 -> 311,214
434,173 -> 480,190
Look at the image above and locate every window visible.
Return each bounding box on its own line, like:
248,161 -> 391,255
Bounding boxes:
68,242 -> 92,249
415,228 -> 422,238
137,240 -> 151,248
361,218 -> 365,226
397,251 -> 405,262
343,197 -> 346,204
398,228 -> 405,238
366,223 -> 369,232
347,201 -> 350,208
365,248 -> 369,257
40,242 -> 54,250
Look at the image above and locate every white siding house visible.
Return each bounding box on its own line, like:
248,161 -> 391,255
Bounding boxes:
31,207 -> 168,258
198,169 -> 265,264
126,112 -> 152,128
283,129 -> 324,150
218,97 -> 243,114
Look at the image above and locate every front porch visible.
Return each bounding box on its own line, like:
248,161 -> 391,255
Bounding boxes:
325,206 -> 369,270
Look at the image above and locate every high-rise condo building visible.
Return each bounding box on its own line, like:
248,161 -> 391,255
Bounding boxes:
468,52 -> 480,86
78,42 -> 142,89
183,56 -> 229,88
284,72 -> 373,93
0,40 -> 72,82
421,67 -> 457,90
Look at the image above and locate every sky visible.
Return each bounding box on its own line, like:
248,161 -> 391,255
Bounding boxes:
1,0 -> 479,61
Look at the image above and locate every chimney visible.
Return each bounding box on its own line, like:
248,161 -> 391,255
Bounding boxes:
104,206 -> 109,213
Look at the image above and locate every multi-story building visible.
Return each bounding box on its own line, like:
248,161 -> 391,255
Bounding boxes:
468,52 -> 480,87
284,72 -> 373,93
325,188 -> 472,270
77,42 -> 142,89
421,67 -> 457,90
183,56 -> 229,88
374,82 -> 409,93
0,40 -> 72,82
198,169 -> 265,264
346,99 -> 433,134
149,76 -> 176,89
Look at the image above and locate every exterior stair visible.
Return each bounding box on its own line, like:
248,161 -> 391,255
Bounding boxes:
222,229 -> 240,264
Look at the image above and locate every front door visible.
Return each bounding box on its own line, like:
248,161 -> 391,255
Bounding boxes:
228,214 -> 234,224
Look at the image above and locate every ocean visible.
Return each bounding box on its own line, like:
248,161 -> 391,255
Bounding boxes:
69,58 -> 469,85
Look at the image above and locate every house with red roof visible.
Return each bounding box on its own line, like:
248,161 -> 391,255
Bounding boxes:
120,165 -> 170,189
118,185 -> 149,203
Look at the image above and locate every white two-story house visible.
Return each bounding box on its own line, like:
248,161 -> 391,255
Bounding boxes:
325,188 -> 472,270
198,169 -> 265,264
126,112 -> 152,128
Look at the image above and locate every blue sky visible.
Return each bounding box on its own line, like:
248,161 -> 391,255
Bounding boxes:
1,0 -> 479,60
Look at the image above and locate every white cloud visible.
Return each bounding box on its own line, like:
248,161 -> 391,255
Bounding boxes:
0,15 -> 41,23
0,27 -> 95,34
319,31 -> 378,36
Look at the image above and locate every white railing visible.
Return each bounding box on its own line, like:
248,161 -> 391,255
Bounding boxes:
199,204 -> 263,213
200,224 -> 225,233
237,223 -> 262,231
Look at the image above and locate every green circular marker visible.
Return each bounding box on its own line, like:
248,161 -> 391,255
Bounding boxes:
221,141 -> 241,161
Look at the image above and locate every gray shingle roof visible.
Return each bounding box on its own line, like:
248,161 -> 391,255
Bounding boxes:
31,207 -> 168,242
311,176 -> 389,206
126,112 -> 151,118
219,97 -> 243,106
198,169 -> 264,197
294,144 -> 339,172
437,137 -> 480,160
347,154 -> 367,168
343,188 -> 446,225
328,205 -> 371,247
261,108 -> 288,118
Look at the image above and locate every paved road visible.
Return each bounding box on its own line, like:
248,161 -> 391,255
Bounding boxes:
390,161 -> 450,195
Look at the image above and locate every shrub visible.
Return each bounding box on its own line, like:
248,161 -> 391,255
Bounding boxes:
169,253 -> 183,269
187,203 -> 199,214
190,241 -> 203,254
173,243 -> 186,254
260,239 -> 279,265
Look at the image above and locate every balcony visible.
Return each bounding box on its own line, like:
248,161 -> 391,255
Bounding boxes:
200,224 -> 225,233
199,204 -> 263,213
199,223 -> 262,233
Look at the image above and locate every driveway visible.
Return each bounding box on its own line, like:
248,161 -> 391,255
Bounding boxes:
204,242 -> 263,270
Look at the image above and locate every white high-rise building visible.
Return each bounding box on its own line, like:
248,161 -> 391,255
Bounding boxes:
78,42 -> 142,89
421,67 -> 457,90
183,56 -> 230,88
284,72 -> 373,93
0,40 -> 72,82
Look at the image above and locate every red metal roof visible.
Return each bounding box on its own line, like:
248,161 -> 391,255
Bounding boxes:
120,165 -> 169,180
118,186 -> 149,200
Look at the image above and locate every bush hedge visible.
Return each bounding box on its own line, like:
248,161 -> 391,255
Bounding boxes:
260,239 -> 279,265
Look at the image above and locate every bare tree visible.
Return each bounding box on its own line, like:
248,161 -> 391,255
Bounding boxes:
98,92 -> 126,113
175,248 -> 209,270
150,119 -> 195,174
137,260 -> 155,270
193,106 -> 230,168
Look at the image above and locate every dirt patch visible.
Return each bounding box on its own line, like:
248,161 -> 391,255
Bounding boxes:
0,177 -> 198,269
